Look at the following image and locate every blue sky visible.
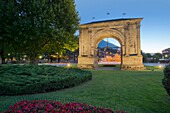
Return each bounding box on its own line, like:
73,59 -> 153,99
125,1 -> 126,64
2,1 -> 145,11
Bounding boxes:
75,0 -> 170,53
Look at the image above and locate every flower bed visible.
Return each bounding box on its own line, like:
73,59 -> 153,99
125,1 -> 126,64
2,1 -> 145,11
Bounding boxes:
2,100 -> 125,113
0,65 -> 92,95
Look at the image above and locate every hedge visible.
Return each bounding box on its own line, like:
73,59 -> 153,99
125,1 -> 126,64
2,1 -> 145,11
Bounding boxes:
162,64 -> 170,96
0,65 -> 92,95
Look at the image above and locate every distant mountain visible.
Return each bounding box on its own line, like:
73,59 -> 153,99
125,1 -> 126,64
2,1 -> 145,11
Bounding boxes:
98,40 -> 119,48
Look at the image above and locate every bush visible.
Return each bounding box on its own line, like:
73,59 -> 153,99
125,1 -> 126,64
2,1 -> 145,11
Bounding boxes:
2,100 -> 125,113
0,65 -> 92,95
162,64 -> 170,96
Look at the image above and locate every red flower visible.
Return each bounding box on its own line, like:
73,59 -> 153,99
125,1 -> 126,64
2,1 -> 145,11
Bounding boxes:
17,110 -> 23,113
2,100 -> 125,113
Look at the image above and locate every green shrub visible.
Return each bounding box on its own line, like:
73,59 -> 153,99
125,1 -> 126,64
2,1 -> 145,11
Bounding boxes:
162,64 -> 170,96
0,65 -> 92,95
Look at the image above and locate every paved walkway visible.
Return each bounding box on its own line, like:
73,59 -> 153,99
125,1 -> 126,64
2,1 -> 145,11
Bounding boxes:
95,67 -> 120,70
38,63 -> 120,70
144,63 -> 169,67
98,62 -> 121,65
38,63 -> 73,67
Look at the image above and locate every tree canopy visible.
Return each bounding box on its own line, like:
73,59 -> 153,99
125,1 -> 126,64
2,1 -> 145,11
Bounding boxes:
0,0 -> 19,63
0,0 -> 79,64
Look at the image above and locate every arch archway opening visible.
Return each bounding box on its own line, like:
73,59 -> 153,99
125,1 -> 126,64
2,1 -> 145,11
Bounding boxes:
96,38 -> 122,69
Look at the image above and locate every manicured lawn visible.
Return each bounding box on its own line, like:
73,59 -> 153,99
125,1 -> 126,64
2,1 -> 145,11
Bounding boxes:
0,69 -> 170,113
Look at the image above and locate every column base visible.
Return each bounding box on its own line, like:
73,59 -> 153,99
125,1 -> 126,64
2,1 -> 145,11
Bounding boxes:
78,56 -> 97,69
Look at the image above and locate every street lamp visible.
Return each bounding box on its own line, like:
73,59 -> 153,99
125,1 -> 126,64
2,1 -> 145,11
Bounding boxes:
39,55 -> 43,59
67,63 -> 71,68
165,54 -> 168,59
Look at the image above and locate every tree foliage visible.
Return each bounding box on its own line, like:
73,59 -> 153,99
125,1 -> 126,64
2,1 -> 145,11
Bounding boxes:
0,0 -> 18,63
0,0 -> 79,64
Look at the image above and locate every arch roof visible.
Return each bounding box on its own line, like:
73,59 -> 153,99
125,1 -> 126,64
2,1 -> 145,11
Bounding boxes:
80,18 -> 143,28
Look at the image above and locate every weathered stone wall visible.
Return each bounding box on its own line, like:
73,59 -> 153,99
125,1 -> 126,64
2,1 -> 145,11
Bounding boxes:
78,18 -> 144,70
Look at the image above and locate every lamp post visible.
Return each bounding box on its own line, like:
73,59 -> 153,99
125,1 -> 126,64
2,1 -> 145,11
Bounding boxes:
165,54 -> 168,59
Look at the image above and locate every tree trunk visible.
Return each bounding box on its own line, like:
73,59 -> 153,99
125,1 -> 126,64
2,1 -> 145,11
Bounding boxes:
50,56 -> 53,63
2,57 -> 5,64
29,54 -> 38,64
0,48 -> 6,64
73,53 -> 75,63
57,58 -> 60,63
57,54 -> 60,63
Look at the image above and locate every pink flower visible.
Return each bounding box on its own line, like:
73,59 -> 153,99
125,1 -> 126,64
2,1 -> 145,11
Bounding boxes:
17,110 -> 23,113
2,100 -> 120,113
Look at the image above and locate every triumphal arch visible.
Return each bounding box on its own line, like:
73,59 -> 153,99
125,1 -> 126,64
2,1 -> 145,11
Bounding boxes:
78,18 -> 144,70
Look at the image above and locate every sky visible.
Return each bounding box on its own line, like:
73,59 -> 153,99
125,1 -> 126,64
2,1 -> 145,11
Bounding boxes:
74,0 -> 170,53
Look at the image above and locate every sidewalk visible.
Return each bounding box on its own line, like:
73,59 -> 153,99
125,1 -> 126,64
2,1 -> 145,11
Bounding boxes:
95,67 -> 120,70
38,63 -> 75,67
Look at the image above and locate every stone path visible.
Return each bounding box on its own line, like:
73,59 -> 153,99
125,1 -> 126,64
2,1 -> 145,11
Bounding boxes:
38,63 -> 73,67
38,63 -> 120,70
95,67 -> 120,70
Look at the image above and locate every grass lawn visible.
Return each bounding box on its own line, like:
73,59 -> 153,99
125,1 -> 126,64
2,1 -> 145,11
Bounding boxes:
0,69 -> 170,113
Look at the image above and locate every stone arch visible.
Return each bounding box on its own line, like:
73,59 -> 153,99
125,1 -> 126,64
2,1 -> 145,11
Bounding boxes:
92,29 -> 124,67
93,29 -> 124,48
78,18 -> 144,70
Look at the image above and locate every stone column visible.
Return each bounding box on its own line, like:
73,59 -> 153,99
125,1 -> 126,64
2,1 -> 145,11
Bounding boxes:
124,25 -> 129,56
137,23 -> 142,56
79,30 -> 82,56
88,29 -> 93,57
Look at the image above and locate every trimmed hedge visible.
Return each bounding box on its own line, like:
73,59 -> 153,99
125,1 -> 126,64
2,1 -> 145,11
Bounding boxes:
162,64 -> 170,96
0,65 -> 92,95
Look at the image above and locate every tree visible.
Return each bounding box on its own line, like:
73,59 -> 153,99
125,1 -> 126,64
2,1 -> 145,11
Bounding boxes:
64,35 -> 79,52
146,53 -> 152,58
153,53 -> 162,63
0,1 -> 19,64
64,35 -> 79,62
42,35 -> 79,63
1,0 -> 79,64
141,51 -> 147,63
